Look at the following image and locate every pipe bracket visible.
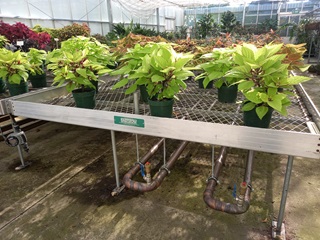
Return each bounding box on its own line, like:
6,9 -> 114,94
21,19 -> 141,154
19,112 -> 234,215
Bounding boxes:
247,183 -> 253,192
135,161 -> 145,168
160,165 -> 171,174
207,176 -> 220,184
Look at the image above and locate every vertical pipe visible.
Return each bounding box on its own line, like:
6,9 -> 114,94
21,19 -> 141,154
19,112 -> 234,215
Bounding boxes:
244,150 -> 254,183
106,0 -> 114,32
163,138 -> 166,166
133,91 -> 140,162
48,0 -> 56,28
100,0 -> 103,35
111,130 -> 120,188
156,8 -> 160,33
256,2 -> 260,25
17,145 -> 25,167
25,0 -> 33,28
133,91 -> 139,115
242,3 -> 246,27
135,134 -> 140,162
211,145 -> 215,178
276,155 -> 294,234
277,2 -> 282,31
68,0 -> 73,22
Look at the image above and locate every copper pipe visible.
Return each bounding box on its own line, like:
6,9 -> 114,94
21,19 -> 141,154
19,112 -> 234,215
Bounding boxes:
203,148 -> 254,214
121,138 -> 164,191
123,141 -> 189,192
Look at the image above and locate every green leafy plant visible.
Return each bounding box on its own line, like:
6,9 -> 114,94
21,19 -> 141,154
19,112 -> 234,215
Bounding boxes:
195,48 -> 236,88
196,14 -> 218,39
106,21 -> 158,45
220,11 -> 239,33
26,48 -> 47,75
227,43 -> 311,119
47,36 -> 112,92
111,43 -> 155,89
112,42 -> 194,101
0,48 -> 32,84
0,35 -> 8,48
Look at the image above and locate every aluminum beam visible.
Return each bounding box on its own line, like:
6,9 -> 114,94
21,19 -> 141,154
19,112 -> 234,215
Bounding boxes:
7,100 -> 320,159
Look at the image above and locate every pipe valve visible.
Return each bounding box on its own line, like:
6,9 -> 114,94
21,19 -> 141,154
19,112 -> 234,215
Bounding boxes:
145,162 -> 152,184
237,182 -> 247,207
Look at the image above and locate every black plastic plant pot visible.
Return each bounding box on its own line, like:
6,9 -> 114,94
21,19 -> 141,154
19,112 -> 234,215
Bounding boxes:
218,84 -> 238,103
29,73 -> 47,88
72,88 -> 96,109
139,85 -> 149,103
243,107 -> 273,128
6,81 -> 29,96
90,80 -> 99,94
148,98 -> 174,118
198,77 -> 213,89
0,78 -> 6,93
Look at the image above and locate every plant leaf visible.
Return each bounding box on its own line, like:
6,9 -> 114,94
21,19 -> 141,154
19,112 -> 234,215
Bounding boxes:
286,75 -> 310,85
112,78 -> 129,89
256,105 -> 269,120
151,74 -> 165,82
238,80 -> 254,91
242,101 -> 256,111
125,84 -> 137,94
267,94 -> 283,112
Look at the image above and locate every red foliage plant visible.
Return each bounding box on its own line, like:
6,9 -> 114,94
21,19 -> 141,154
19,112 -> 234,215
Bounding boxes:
0,21 -> 51,50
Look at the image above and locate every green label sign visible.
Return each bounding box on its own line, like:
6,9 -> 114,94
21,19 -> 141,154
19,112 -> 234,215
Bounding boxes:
114,116 -> 145,128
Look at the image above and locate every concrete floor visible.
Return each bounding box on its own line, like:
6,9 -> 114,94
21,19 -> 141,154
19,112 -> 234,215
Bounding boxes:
0,73 -> 319,240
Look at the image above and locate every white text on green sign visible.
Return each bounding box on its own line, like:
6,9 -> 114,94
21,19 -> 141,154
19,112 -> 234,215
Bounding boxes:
114,116 -> 145,128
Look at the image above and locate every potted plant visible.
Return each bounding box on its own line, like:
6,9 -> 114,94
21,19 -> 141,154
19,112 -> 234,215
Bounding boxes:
0,48 -> 32,96
111,43 -> 157,103
196,48 -> 239,103
172,40 -> 213,88
226,43 -> 311,128
46,36 -> 113,109
112,42 -> 194,117
26,48 -> 47,88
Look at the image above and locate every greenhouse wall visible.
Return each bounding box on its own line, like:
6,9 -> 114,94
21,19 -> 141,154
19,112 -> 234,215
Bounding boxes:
0,0 -> 184,35
184,1 -> 319,37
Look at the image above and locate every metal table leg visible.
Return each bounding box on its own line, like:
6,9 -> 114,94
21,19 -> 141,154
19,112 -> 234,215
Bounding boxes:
110,130 -> 125,196
273,155 -> 294,238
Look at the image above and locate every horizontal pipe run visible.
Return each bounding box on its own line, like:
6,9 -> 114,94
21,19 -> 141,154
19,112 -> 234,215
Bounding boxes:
123,141 -> 189,192
203,148 -> 254,214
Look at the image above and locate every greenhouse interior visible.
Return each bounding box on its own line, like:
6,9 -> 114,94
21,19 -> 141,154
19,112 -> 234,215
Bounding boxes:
0,0 -> 320,239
